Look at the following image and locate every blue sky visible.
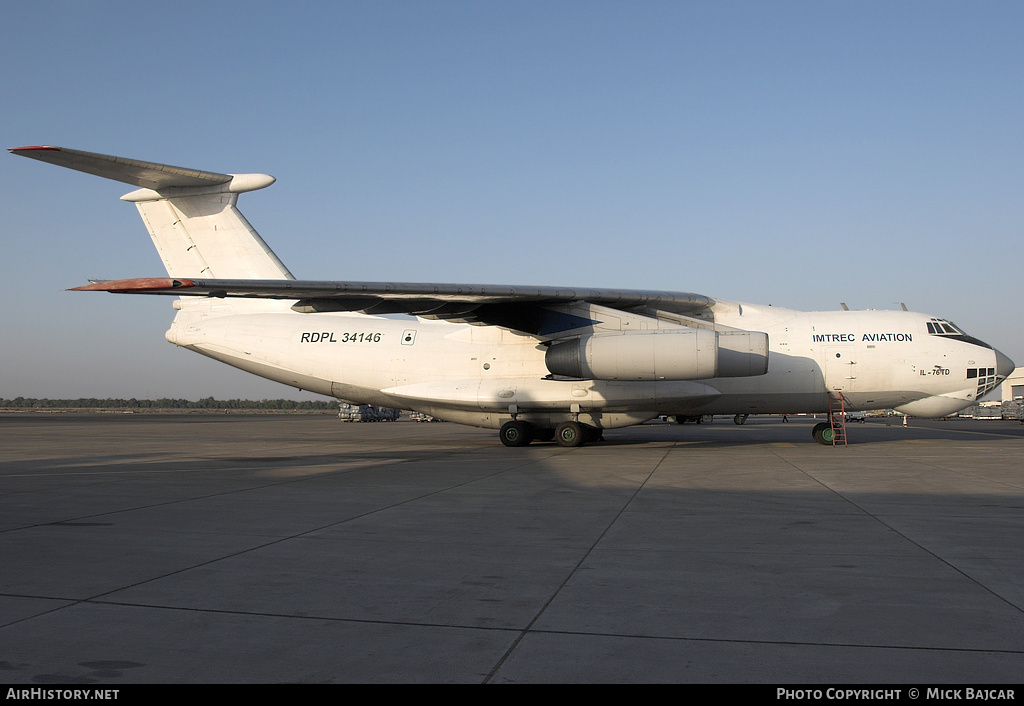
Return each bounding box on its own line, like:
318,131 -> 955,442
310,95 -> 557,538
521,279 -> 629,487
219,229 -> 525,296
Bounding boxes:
2,1 -> 1021,400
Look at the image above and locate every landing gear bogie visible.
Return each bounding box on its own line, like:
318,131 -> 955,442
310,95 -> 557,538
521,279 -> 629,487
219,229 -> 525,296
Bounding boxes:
499,419 -> 602,447
533,427 -> 556,442
554,421 -> 586,447
499,420 -> 535,447
552,421 -> 603,447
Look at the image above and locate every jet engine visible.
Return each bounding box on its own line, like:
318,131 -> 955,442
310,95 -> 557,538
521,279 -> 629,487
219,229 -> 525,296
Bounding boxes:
545,329 -> 768,381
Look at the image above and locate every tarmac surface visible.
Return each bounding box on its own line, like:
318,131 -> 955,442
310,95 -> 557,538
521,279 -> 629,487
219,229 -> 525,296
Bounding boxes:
1,412 -> 1023,684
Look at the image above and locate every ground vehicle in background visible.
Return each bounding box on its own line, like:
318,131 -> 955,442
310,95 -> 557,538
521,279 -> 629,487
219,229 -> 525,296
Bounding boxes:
338,404 -> 399,422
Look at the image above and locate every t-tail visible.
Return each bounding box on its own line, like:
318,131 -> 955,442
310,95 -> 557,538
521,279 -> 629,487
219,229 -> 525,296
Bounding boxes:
9,146 -> 293,281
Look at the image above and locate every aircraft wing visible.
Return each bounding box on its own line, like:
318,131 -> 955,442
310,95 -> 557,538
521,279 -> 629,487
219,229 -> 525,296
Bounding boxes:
71,277 -> 715,336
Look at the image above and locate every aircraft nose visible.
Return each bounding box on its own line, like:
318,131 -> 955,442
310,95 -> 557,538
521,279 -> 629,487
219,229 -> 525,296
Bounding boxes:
995,348 -> 1016,378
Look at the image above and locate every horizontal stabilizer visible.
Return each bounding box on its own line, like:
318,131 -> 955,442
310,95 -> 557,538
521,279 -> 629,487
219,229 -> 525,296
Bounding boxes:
10,146 -> 233,190
12,145 -> 291,280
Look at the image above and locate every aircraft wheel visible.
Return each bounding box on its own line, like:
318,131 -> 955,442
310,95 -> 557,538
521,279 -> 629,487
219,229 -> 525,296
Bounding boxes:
812,422 -> 835,446
499,420 -> 535,447
554,421 -> 587,447
734,414 -> 749,425
583,424 -> 604,443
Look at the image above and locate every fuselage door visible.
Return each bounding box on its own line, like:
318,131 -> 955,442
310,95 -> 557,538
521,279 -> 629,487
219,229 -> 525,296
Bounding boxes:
824,347 -> 857,392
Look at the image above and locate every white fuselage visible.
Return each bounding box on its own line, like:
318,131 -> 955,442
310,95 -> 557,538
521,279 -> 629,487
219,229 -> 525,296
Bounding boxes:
165,297 -> 1004,429
14,145 -> 1009,437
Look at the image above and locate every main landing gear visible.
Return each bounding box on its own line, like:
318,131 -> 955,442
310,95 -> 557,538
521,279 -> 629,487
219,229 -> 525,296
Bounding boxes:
499,419 -> 603,447
498,420 -> 534,447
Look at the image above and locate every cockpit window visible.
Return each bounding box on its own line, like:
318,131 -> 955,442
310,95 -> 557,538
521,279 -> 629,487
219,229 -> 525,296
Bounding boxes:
926,318 -> 993,350
928,319 -> 966,336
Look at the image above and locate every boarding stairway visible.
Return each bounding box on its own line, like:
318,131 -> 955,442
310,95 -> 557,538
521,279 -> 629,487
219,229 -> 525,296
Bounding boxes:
827,392 -> 848,446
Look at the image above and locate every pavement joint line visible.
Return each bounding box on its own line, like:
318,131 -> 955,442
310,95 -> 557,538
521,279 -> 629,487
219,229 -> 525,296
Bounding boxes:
483,441 -> 677,683
765,446 -> 1024,617
0,443 -> 579,633
5,595 -> 1021,657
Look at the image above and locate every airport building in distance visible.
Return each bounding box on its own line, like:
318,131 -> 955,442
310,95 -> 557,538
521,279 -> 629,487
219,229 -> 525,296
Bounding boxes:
1002,367 -> 1024,401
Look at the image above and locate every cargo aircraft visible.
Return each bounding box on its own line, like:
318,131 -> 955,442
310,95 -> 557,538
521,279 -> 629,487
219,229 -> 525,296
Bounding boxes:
11,146 -> 1015,447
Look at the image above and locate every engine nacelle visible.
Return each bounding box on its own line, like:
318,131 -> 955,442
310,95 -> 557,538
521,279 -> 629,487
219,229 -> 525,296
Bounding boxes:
716,330 -> 770,377
545,329 -> 768,381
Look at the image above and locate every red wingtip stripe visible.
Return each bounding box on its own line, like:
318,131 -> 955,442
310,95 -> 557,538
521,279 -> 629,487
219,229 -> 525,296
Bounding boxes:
69,277 -> 196,292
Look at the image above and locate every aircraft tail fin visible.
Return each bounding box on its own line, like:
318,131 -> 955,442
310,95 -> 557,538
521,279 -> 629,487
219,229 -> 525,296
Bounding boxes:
10,146 -> 294,280
127,191 -> 294,280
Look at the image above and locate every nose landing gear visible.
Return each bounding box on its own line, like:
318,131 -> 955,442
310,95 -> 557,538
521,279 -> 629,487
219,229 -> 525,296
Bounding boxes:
811,421 -> 837,445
